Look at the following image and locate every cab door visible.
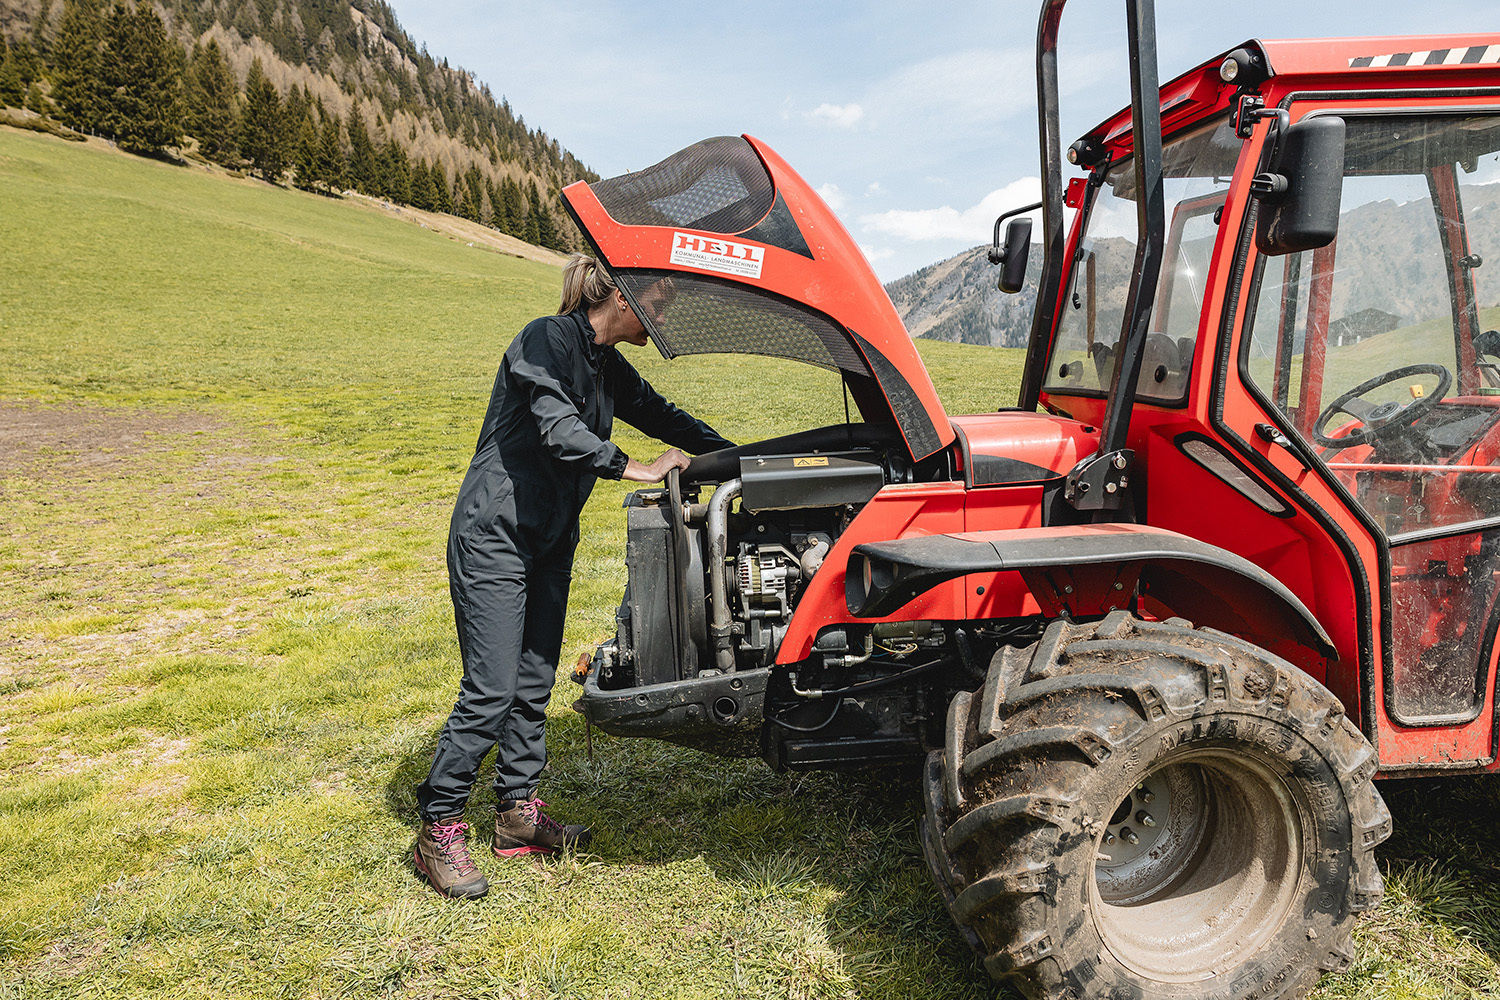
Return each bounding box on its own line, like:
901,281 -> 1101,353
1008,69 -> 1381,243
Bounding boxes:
1231,104 -> 1500,770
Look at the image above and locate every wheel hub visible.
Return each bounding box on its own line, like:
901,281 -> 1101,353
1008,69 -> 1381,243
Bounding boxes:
1094,765 -> 1207,905
1090,751 -> 1305,982
1097,772 -> 1171,869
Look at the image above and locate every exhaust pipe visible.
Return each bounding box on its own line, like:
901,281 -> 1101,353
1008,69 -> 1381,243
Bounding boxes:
706,478 -> 742,671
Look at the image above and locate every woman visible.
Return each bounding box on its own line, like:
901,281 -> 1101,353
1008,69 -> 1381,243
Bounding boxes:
414,255 -> 732,898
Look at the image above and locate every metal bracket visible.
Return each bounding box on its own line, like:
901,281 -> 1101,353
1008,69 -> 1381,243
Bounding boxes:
1018,563 -> 1140,619
1064,448 -> 1134,512
1234,93 -> 1265,138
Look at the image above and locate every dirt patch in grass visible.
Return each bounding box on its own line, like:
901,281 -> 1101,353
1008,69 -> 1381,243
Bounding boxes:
30,933 -> 109,980
0,400 -> 223,478
32,733 -> 193,782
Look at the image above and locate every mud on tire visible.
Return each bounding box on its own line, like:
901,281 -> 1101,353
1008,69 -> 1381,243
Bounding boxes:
922,612 -> 1391,1000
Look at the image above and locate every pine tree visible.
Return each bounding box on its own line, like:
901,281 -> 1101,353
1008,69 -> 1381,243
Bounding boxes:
432,163 -> 453,214
241,58 -> 286,181
187,39 -> 238,165
50,0 -> 105,133
380,137 -> 409,203
26,80 -> 49,115
31,0 -> 56,59
409,159 -> 436,211
499,176 -> 523,236
345,103 -> 375,192
485,176 -> 502,229
525,181 -> 546,246
283,83 -> 311,139
12,41 -> 43,90
316,111 -> 345,192
293,114 -> 318,189
462,164 -> 484,224
100,3 -> 182,156
0,39 -> 24,108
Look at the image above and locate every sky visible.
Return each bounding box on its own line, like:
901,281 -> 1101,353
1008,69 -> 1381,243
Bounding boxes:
396,0 -> 1483,281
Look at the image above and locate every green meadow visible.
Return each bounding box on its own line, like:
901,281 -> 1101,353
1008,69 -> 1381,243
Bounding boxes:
1,126 -> 1498,998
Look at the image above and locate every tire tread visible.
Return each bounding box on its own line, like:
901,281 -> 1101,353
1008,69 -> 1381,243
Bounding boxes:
925,613 -> 1389,1000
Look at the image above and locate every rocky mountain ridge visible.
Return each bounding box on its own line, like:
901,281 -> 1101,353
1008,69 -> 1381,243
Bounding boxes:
885,184 -> 1500,349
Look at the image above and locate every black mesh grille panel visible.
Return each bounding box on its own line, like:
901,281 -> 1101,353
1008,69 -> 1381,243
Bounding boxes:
616,269 -> 866,374
851,330 -> 941,459
591,137 -> 776,234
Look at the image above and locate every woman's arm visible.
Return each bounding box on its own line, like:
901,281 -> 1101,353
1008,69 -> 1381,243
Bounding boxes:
620,448 -> 692,483
509,319 -> 629,478
613,355 -> 735,454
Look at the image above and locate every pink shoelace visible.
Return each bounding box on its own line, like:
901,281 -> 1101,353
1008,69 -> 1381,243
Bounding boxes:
518,798 -> 564,834
431,819 -> 478,875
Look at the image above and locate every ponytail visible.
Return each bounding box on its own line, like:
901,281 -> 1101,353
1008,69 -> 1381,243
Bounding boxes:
558,253 -> 618,315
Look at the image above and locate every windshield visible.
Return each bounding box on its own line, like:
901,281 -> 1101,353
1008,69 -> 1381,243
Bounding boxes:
1045,117 -> 1244,403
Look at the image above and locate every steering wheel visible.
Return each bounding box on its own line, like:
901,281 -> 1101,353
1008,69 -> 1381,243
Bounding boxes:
1311,363 -> 1452,448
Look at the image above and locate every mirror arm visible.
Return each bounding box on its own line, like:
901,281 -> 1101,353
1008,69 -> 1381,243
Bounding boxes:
989,201 -> 1045,264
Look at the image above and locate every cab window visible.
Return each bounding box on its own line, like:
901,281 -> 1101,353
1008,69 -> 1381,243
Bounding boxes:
1243,112 -> 1500,536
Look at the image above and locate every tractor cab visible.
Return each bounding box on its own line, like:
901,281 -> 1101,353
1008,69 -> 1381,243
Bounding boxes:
1245,111 -> 1500,731
1023,29 -> 1500,769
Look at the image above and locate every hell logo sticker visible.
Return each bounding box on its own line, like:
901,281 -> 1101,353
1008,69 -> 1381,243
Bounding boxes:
670,232 -> 765,279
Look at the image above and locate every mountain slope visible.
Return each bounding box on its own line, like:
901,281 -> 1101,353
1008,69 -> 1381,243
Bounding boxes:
886,186 -> 1500,349
0,0 -> 594,249
884,244 -> 1040,348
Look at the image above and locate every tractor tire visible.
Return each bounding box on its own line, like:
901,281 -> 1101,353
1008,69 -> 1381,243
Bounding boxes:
922,612 -> 1390,1000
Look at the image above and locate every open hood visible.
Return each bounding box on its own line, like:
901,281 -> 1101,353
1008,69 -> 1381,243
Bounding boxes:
562,135 -> 953,462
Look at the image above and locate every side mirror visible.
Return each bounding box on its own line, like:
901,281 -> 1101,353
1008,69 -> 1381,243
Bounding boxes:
1254,116 -> 1345,256
988,201 -> 1040,294
995,218 -> 1032,293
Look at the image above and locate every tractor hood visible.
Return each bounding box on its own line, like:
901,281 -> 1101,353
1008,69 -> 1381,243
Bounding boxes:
561,135 -> 954,462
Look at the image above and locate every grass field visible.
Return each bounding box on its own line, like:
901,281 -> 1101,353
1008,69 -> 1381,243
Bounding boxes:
2,125 -> 1499,999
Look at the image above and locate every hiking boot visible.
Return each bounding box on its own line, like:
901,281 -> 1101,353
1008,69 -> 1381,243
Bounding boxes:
493,798 -> 592,857
414,816 -> 489,899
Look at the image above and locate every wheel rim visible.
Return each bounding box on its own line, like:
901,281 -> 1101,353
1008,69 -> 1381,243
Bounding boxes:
1090,751 -> 1305,982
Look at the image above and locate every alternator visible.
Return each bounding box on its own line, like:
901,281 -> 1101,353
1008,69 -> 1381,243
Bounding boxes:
736,546 -> 796,619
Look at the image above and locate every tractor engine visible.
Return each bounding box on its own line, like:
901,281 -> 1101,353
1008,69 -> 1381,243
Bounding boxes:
577,423 -> 972,764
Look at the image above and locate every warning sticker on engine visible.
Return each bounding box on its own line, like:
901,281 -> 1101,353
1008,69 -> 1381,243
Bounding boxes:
670,232 -> 765,279
793,456 -> 829,467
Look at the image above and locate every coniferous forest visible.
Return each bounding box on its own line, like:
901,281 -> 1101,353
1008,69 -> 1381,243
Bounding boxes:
0,0 -> 597,251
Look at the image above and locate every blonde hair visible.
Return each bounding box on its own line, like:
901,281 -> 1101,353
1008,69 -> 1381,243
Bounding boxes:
558,253 -> 618,314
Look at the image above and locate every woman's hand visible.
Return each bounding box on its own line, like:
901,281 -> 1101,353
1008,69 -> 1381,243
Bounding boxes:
622,448 -> 691,483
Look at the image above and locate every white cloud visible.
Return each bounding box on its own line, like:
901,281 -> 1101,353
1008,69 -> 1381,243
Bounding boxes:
859,244 -> 896,264
865,181 -> 883,197
808,102 -> 864,128
858,177 -> 1044,242
864,48 -> 1034,133
816,183 -> 847,211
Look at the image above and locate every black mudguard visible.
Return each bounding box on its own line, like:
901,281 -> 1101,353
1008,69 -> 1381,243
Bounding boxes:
845,523 -> 1336,659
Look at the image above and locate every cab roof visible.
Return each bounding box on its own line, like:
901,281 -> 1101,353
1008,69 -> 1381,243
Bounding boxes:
1086,34 -> 1500,153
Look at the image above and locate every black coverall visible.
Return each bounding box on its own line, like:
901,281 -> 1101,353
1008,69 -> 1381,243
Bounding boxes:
416,308 -> 732,821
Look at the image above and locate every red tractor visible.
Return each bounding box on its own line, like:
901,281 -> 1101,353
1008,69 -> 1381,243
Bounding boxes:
563,3 -> 1500,996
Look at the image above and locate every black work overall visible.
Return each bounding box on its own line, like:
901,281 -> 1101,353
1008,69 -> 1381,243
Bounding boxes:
416,309 -> 730,821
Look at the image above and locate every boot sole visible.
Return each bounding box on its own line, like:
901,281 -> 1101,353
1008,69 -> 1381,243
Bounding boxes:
493,844 -> 559,858
413,846 -> 489,898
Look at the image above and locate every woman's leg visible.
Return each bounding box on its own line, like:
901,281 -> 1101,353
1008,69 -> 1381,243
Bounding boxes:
493,549 -> 573,802
416,531 -> 530,821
